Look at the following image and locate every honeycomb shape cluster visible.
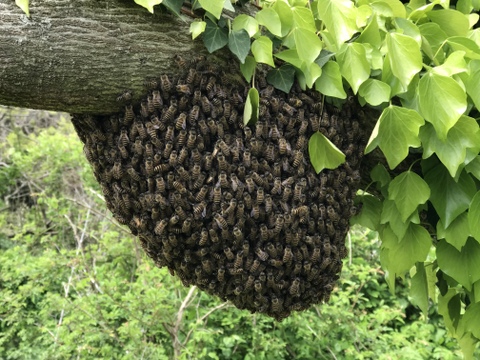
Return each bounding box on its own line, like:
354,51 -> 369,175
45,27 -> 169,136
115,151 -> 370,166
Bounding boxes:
72,55 -> 365,320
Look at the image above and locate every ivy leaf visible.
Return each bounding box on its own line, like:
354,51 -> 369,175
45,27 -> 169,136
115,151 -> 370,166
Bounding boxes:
388,171 -> 430,223
420,117 -> 480,177
315,61 -> 346,99
437,238 -> 480,291
418,71 -> 467,141
427,9 -> 470,37
358,79 -> 391,106
251,36 -> 275,67
162,0 -> 183,15
371,164 -> 391,188
438,289 -> 462,335
365,106 -> 424,169
15,0 -> 30,16
308,132 -> 346,174
275,49 -> 304,69
437,213 -> 470,251
300,62 -> 322,89
272,0 -> 294,37
410,262 -> 430,316
432,51 -> 468,77
232,15 -> 259,37
317,0 -> 359,48
134,0 -> 162,13
228,30 -> 250,64
314,49 -> 335,69
380,199 -> 419,239
447,37 -> 480,60
419,23 -> 447,63
381,224 -> 432,276
223,0 -> 234,12
465,156 -> 480,180
203,20 -> 228,53
468,191 -> 480,244
424,163 -> 477,227
466,68 -> 480,110
293,28 -> 323,64
463,302 -> 480,339
243,88 -> 259,126
350,194 -> 382,230
240,56 -> 256,83
190,21 -> 207,40
255,8 -> 282,37
292,6 -> 316,32
337,43 -> 370,94
266,65 -> 295,93
386,33 -> 422,89
198,0 -> 224,19
357,15 -> 382,48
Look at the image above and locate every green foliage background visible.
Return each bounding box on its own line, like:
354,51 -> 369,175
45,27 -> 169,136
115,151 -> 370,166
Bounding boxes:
1,109 -> 477,359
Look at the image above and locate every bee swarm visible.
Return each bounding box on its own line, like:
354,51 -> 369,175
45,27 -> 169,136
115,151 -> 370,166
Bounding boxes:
72,55 -> 365,321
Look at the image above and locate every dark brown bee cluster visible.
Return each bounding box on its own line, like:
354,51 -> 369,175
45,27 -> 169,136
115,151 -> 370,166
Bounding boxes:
72,55 -> 365,321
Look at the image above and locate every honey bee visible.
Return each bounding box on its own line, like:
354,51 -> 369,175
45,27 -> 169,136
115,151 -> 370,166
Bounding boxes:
176,84 -> 191,95
201,96 -> 211,114
214,213 -> 228,229
319,257 -> 332,271
245,177 -> 255,193
174,206 -> 187,221
326,219 -> 336,237
234,250 -> 244,270
265,144 -> 275,162
289,278 -> 301,296
292,150 -> 303,167
186,130 -> 197,149
154,219 -> 168,235
186,68 -> 197,84
255,247 -> 269,261
118,129 -> 129,148
193,201 -> 207,218
282,102 -> 296,116
296,135 -> 307,150
181,218 -> 192,233
111,161 -> 123,179
117,90 -> 133,103
223,246 -> 235,261
168,151 -> 178,167
260,85 -> 274,97
254,280 -> 262,293
217,267 -> 225,282
193,172 -> 206,190
256,187 -> 265,205
160,74 -> 172,93
172,180 -> 186,194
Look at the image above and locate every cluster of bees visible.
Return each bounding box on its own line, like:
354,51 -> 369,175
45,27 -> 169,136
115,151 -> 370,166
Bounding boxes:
72,55 -> 365,320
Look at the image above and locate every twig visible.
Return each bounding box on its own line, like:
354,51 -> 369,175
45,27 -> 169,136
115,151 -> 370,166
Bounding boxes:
172,286 -> 197,359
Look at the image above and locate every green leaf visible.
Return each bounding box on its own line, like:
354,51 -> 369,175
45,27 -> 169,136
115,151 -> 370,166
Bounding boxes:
266,65 -> 295,93
337,43 -> 370,94
419,23 -> 447,63
371,163 -> 391,188
317,0 -> 359,48
350,194 -> 382,230
424,163 -> 477,227
465,156 -> 480,180
251,36 -> 275,67
300,62 -> 322,89
386,33 -> 422,89
466,68 -> 480,110
438,289 -> 462,335
420,116 -> 480,177
272,0 -> 294,37
437,238 -> 480,291
427,9 -> 471,37
358,79 -> 391,106
432,51 -> 468,77
381,223 -> 432,276
464,302 -> 480,339
275,49 -> 304,68
203,20 -> 228,53
256,8 -> 282,37
380,199 -> 418,240
437,213 -> 471,251
240,56 -> 256,83
292,6 -> 316,32
357,15 -> 382,48
315,49 -> 335,69
446,37 -> 480,60
162,0 -> 183,15
190,21 -> 207,40
293,28 -> 323,64
365,106 -> 424,169
308,132 -> 346,173
315,61 -> 347,99
15,0 -> 30,16
223,0 -> 234,12
243,88 -> 259,126
232,15 -> 259,37
134,0 -> 162,13
198,0 -> 224,19
228,30 -> 250,64
394,17 -> 421,46
418,71 -> 467,141
388,171 -> 430,223
468,191 -> 480,244
410,262 -> 429,316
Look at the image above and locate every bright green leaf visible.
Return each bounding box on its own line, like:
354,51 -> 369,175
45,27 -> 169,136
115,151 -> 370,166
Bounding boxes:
386,33 -> 422,89
464,302 -> 480,339
203,20 -> 229,53
272,0 -> 294,37
275,49 -> 304,68
337,43 -> 370,94
432,51 -> 468,77
232,15 -> 259,37
314,49 -> 335,69
388,171 -> 430,223
365,106 -> 424,169
371,163 -> 391,188
350,194 -> 382,230
240,56 -> 256,83
308,132 -> 346,173
437,213 -> 470,251
243,88 -> 259,126
420,117 -> 480,177
15,0 -> 30,16
162,0 -> 183,15
358,79 -> 391,106
468,191 -> 480,244
256,8 -> 283,37
198,0 -> 224,19
410,262 -> 429,316
293,28 -> 323,64
394,17 -> 421,46
379,0 -> 407,17
438,289 -> 462,335
190,21 -> 207,40
134,0 -> 162,13
357,15 -> 382,48
465,156 -> 480,180
228,30 -> 250,64
266,65 -> 296,93
251,36 -> 275,67
424,163 -> 477,227
466,68 -> 480,110
300,62 -> 322,89
418,71 -> 467,141
223,0 -> 234,12
419,23 -> 447,63
380,199 -> 419,239
427,9 -> 471,37
447,37 -> 480,60
317,0 -> 359,48
315,61 -> 347,99
292,7 -> 316,32
437,238 -> 480,291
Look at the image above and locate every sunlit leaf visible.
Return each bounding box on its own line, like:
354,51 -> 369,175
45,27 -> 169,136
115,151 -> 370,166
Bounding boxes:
337,43 -> 370,94
317,0 -> 359,48
243,88 -> 259,126
300,62 -> 322,89
432,51 -> 468,77
256,8 -> 282,37
275,49 -> 304,68
240,56 -> 256,83
203,20 -> 228,53
468,191 -> 480,243
427,9 -> 470,37
466,68 -> 480,110
438,289 -> 461,335
198,0 -> 224,19
464,302 -> 480,339
386,33 -> 422,89
357,15 -> 382,47
266,65 -> 296,93
419,23 -> 447,63
251,36 -> 275,67
437,213 -> 470,251
418,71 -> 467,141
365,106 -> 424,169
228,30 -> 250,64
292,6 -> 316,32
380,199 -> 419,240
294,28 -> 323,64
315,61 -> 347,99
15,0 -> 30,16
308,132 -> 346,173
437,238 -> 480,291
350,194 -> 382,230
232,15 -> 259,37
358,79 -> 391,106
190,21 -> 207,40
272,0 -> 294,37
134,0 -> 162,13
371,163 -> 391,188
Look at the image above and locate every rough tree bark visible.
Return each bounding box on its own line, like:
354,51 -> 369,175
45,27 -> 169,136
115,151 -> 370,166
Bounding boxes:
0,0 -> 206,114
